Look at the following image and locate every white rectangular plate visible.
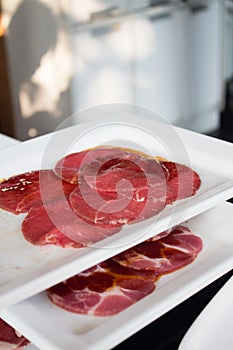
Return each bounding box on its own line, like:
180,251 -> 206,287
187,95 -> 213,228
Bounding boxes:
0,121 -> 233,309
178,275 -> 233,350
1,202 -> 233,350
26,345 -> 39,350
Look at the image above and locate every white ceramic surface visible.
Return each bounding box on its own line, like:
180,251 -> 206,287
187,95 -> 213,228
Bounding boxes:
1,202 -> 232,350
0,122 -> 233,309
179,275 -> 233,350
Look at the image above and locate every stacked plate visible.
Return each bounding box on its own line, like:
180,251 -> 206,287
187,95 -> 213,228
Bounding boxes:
0,119 -> 233,350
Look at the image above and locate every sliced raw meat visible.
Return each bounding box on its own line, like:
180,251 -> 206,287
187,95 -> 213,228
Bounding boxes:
0,318 -> 29,349
70,180 -> 166,228
18,171 -> 75,213
0,170 -> 75,214
54,147 -> 149,184
81,154 -> 168,193
0,170 -> 44,214
47,226 -> 203,316
21,197 -> 120,248
113,225 -> 203,274
69,149 -> 201,227
47,260 -> 156,316
162,162 -> 201,204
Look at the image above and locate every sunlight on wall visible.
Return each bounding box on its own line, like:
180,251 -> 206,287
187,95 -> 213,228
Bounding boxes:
19,30 -> 73,119
2,0 -> 22,29
2,0 -> 223,138
70,12 -> 156,111
131,17 -> 155,59
68,0 -> 107,23
71,19 -> 134,110
2,0 -> 74,139
18,2 -> 73,120
83,67 -> 133,104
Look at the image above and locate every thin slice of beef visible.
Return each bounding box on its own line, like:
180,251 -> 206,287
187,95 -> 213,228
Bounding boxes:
70,180 -> 166,228
80,154 -> 168,193
0,170 -> 75,214
0,318 -> 29,349
69,149 -> 201,227
18,171 -> 75,213
47,226 -> 203,316
54,147 -> 138,184
113,225 -> 203,274
21,197 -> 120,248
0,170 -> 44,214
162,162 -> 201,204
47,260 -> 156,316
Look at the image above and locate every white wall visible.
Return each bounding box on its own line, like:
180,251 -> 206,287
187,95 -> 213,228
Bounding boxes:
180,0 -> 224,132
2,0 -> 228,138
70,0 -> 225,133
223,0 -> 233,80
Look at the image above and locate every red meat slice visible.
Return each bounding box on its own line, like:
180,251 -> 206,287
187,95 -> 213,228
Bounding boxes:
69,180 -> 166,228
0,170 -> 43,214
18,171 -> 75,213
80,154 -> 168,193
113,225 -> 203,274
0,318 -> 29,349
54,147 -> 140,184
0,170 -> 75,214
47,227 -> 203,316
47,260 -> 156,316
69,150 -> 201,227
162,162 -> 201,204
21,197 -> 120,248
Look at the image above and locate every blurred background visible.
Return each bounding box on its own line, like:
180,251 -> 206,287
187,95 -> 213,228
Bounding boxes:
0,0 -> 232,141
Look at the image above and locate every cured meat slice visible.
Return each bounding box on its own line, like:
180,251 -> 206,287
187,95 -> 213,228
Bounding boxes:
21,197 -> 119,248
47,260 -> 156,316
80,154 -> 168,193
0,170 -> 75,214
21,198 -> 81,248
0,170 -> 43,214
69,180 -> 166,228
69,149 -> 201,227
54,146 -> 152,184
18,171 -> 75,213
47,227 -> 203,317
162,162 -> 201,204
0,318 -> 29,349
113,225 -> 203,274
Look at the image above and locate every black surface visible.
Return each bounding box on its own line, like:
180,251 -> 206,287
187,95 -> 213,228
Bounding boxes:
113,78 -> 233,350
210,78 -> 233,144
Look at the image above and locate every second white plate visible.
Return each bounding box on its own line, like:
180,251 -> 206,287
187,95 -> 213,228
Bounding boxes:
178,275 -> 233,350
1,202 -> 233,350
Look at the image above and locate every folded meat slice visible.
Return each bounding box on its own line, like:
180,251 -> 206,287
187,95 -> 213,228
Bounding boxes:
69,151 -> 167,227
47,226 -> 203,316
21,197 -> 120,248
18,171 -> 75,213
69,180 -> 166,228
162,162 -> 201,204
0,170 -> 75,214
47,260 -> 156,316
55,147 -> 201,203
69,149 -> 201,228
80,154 -> 168,193
113,225 -> 203,274
0,318 -> 29,349
0,170 -> 43,214
54,147 -> 141,184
